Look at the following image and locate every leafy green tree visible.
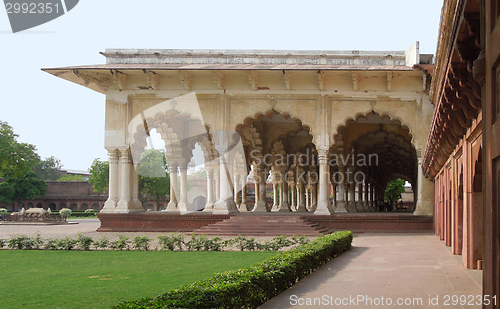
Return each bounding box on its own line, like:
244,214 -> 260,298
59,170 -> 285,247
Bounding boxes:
0,171 -> 47,205
88,159 -> 109,193
88,150 -> 170,204
58,174 -> 86,182
384,178 -> 406,202
0,121 -> 40,178
138,149 -> 170,203
33,156 -> 63,181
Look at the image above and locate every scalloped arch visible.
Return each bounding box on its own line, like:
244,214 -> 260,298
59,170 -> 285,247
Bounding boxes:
335,110 -> 414,143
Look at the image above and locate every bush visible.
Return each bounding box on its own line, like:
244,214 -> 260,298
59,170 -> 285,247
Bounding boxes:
59,208 -> 72,218
94,236 -> 110,250
113,231 -> 353,309
56,237 -> 77,250
7,234 -> 41,250
0,208 -> 8,215
110,235 -> 130,251
84,209 -> 95,213
185,234 -> 208,251
157,234 -> 184,251
76,233 -> 94,251
0,238 -> 5,248
132,236 -> 151,251
44,238 -> 58,250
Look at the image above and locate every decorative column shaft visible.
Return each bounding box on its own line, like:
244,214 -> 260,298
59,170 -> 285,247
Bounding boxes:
116,149 -> 134,212
167,162 -> 179,210
279,169 -> 290,212
240,175 -> 248,212
102,150 -> 119,213
234,174 -> 241,206
358,181 -> 364,212
131,165 -> 144,211
335,164 -> 348,213
177,161 -> 189,212
214,152 -> 238,214
204,168 -> 215,211
253,163 -> 268,212
349,180 -> 356,212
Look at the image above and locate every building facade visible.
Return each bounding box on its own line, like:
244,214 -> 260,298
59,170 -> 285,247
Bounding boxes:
422,0 -> 500,306
44,44 -> 434,216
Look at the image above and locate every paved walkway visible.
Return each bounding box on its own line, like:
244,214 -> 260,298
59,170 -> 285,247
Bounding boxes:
260,233 -> 482,309
0,222 -> 483,308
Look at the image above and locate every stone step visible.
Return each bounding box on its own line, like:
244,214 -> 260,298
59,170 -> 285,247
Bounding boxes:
193,215 -> 329,236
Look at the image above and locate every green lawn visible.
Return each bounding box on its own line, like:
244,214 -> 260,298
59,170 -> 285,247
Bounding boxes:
0,250 -> 277,309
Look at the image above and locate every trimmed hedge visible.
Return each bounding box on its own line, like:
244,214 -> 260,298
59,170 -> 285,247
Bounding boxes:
50,210 -> 97,218
113,231 -> 353,309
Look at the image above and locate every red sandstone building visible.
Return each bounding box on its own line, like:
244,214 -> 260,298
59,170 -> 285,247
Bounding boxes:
423,0 -> 499,305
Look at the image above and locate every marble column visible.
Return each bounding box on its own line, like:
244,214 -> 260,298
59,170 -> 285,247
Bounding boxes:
349,181 -> 357,212
102,150 -> 119,213
240,176 -> 248,212
253,163 -> 268,212
234,174 -> 241,207
131,165 -> 144,211
214,152 -> 238,214
335,165 -> 348,213
240,174 -> 248,212
203,168 -> 215,211
296,180 -> 307,212
279,167 -> 290,211
167,162 -> 179,210
357,181 -> 364,212
215,167 -> 220,204
177,161 -> 189,212
116,149 -> 134,212
272,182 -> 279,211
289,183 -> 296,211
364,179 -> 370,212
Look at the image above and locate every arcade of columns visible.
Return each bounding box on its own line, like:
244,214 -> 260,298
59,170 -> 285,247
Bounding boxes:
44,46 -> 435,215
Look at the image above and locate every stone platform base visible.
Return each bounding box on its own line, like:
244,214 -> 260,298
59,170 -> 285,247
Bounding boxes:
97,212 -> 229,232
306,213 -> 433,232
97,212 -> 433,234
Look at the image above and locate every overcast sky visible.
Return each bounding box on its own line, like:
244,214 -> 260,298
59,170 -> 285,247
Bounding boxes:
0,0 -> 444,171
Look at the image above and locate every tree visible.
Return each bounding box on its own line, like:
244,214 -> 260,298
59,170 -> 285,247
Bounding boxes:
0,121 -> 40,178
384,178 -> 406,202
58,174 -> 86,182
137,149 -> 170,203
88,150 -> 171,205
0,170 -> 47,205
88,159 -> 109,193
33,156 -> 63,181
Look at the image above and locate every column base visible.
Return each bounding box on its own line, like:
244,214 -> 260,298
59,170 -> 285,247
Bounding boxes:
166,201 -> 178,211
240,202 -> 248,212
177,201 -> 191,214
296,202 -> 307,212
203,202 -> 215,212
413,201 -> 432,215
311,203 -> 318,212
213,198 -> 238,214
101,199 -> 117,213
115,199 -> 144,213
347,202 -> 358,212
314,201 -> 332,215
132,199 -> 144,210
278,202 -> 290,212
252,201 -> 268,212
334,201 -> 348,213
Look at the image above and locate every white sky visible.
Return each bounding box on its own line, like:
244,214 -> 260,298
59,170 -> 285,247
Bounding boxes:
0,0 -> 444,171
